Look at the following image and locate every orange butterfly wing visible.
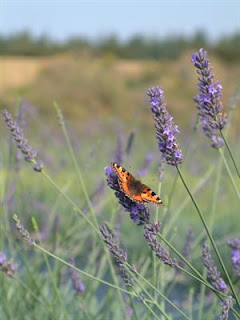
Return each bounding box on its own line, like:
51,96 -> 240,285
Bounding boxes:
140,185 -> 163,205
112,163 -> 163,205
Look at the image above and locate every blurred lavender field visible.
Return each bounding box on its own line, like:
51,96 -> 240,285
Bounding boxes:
0,48 -> 239,319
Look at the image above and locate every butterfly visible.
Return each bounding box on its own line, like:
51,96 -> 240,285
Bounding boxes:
112,162 -> 163,205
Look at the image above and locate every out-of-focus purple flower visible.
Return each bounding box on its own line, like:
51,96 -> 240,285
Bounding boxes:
147,87 -> 183,166
144,222 -> 178,268
100,223 -> 133,286
192,48 -> 228,149
13,214 -> 35,245
137,153 -> 154,177
179,227 -> 194,269
105,166 -> 150,225
2,109 -> 44,172
0,253 -> 17,278
219,296 -> 233,320
114,132 -> 124,165
202,241 -> 228,293
227,238 -> 240,277
68,257 -> 85,295
0,252 -> 7,266
125,131 -> 135,155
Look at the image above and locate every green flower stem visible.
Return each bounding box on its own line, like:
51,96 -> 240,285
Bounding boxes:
198,156 -> 223,320
176,165 -> 240,310
131,281 -> 169,320
54,103 -> 97,224
32,165 -> 130,318
220,130 -> 240,179
32,243 -> 134,297
129,263 -> 191,320
218,148 -> 240,200
32,218 -> 71,320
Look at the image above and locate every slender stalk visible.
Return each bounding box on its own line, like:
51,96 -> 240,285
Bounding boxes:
218,148 -> 240,200
54,103 -> 96,222
176,165 -> 240,309
129,263 -> 191,320
131,277 -> 170,320
220,130 -> 240,179
33,166 -> 130,318
198,157 -> 223,320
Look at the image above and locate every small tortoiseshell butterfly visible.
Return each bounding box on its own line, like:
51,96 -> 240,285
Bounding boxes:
112,163 -> 163,205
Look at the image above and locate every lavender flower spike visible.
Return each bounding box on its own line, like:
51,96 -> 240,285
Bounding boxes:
147,87 -> 183,165
202,241 -> 228,293
0,252 -> 17,278
227,238 -> 240,277
105,166 -> 150,225
144,222 -> 178,268
192,48 -> 228,149
68,257 -> 85,295
219,296 -> 233,320
100,223 -> 133,286
2,109 -> 44,172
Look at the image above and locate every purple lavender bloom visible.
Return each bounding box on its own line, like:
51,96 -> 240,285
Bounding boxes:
219,296 -> 233,320
105,166 -> 150,225
2,109 -> 44,172
192,48 -> 228,149
227,238 -> 240,277
202,241 -> 228,293
144,222 -> 178,268
0,252 -> 7,266
147,87 -> 183,165
68,257 -> 85,295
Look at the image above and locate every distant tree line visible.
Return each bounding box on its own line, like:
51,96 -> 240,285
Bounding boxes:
0,30 -> 239,62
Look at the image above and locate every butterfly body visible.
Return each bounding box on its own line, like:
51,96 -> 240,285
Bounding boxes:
112,163 -> 163,205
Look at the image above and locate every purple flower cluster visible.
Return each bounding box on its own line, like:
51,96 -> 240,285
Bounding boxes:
0,252 -> 17,277
68,257 -> 85,295
192,48 -> 228,149
219,296 -> 233,320
202,241 -> 228,293
227,238 -> 240,277
144,221 -> 178,268
100,224 -> 133,286
105,166 -> 150,225
147,87 -> 183,165
2,109 -> 44,172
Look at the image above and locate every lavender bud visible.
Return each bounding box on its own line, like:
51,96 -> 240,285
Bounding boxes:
2,109 -> 43,171
202,241 -> 228,293
68,257 -> 85,295
219,296 -> 233,320
100,224 -> 133,286
13,214 -> 35,245
0,253 -> 17,278
144,222 -> 178,268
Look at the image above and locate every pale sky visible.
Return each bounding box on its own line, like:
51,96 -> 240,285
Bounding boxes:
1,0 -> 240,42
